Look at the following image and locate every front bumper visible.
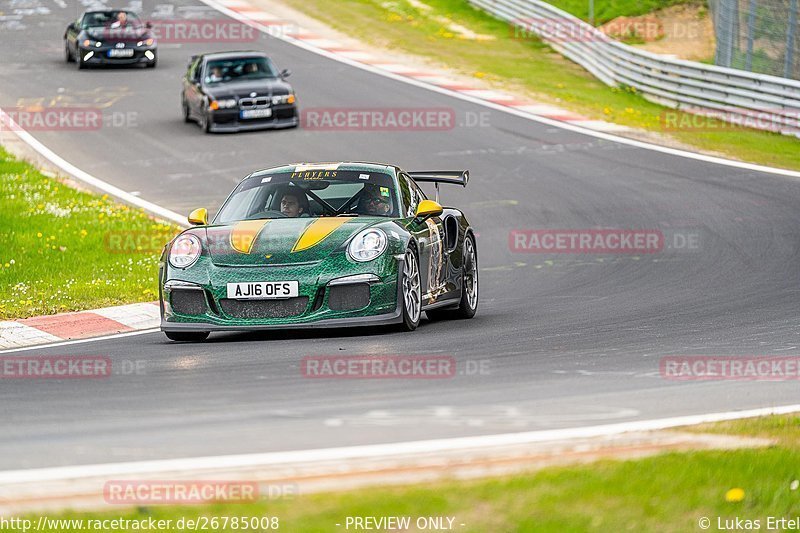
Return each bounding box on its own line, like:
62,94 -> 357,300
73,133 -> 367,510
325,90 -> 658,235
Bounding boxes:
79,45 -> 156,65
208,104 -> 298,132
160,254 -> 402,332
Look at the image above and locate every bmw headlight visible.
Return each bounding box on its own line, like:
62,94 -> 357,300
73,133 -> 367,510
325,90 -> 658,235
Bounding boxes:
271,94 -> 295,105
348,228 -> 387,262
169,234 -> 202,268
137,38 -> 154,46
216,99 -> 238,109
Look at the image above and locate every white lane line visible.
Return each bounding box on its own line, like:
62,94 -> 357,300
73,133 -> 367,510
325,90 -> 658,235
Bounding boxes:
0,328 -> 161,354
197,0 -> 800,179
0,110 -> 188,227
1,403 -> 798,484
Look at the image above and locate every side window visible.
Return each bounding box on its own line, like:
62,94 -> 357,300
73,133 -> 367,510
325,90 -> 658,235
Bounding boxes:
398,174 -> 416,218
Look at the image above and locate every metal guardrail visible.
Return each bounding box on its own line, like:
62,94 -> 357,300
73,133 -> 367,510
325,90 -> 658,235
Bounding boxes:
470,0 -> 800,136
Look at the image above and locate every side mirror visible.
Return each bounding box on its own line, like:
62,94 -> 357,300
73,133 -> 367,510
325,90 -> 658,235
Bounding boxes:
414,199 -> 443,221
279,68 -> 291,79
67,22 -> 75,30
146,21 -> 153,29
188,208 -> 208,226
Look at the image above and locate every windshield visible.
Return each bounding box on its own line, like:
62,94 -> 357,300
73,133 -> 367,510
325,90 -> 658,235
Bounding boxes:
203,57 -> 278,85
81,11 -> 143,29
215,170 -> 399,223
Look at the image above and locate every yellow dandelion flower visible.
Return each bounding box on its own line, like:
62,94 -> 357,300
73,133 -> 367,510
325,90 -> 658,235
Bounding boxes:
725,488 -> 745,502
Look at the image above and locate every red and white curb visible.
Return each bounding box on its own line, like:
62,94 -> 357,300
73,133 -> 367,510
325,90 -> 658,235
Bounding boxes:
0,302 -> 160,350
212,0 -> 629,133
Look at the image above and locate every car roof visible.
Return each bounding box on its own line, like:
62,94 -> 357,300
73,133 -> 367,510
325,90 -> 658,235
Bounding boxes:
201,51 -> 270,61
248,162 -> 397,179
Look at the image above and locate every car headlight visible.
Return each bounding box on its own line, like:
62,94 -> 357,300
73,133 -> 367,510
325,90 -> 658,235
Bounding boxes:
169,234 -> 202,268
216,99 -> 237,109
271,94 -> 295,105
137,38 -> 154,46
82,39 -> 100,47
348,228 -> 387,262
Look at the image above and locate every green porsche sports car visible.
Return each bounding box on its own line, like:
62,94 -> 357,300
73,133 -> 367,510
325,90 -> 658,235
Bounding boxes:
159,162 -> 478,341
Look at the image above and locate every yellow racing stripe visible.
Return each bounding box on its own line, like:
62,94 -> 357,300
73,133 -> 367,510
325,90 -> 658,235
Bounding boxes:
292,218 -> 350,252
230,220 -> 269,254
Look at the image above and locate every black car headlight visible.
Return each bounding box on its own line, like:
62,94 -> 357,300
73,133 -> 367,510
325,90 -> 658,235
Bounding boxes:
136,38 -> 155,47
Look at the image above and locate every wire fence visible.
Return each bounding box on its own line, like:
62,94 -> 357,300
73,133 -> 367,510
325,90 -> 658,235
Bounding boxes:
710,0 -> 800,79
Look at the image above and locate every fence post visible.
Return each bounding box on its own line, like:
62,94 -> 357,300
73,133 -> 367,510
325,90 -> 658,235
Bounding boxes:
785,0 -> 798,78
745,0 -> 756,71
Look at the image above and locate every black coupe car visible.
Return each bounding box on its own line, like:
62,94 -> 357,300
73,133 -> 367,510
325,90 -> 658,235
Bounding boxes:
182,51 -> 298,133
64,10 -> 157,69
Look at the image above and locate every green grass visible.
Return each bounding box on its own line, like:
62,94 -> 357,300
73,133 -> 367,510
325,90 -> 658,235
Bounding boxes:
0,148 -> 180,319
20,415 -> 800,531
281,0 -> 800,171
547,0 -> 696,24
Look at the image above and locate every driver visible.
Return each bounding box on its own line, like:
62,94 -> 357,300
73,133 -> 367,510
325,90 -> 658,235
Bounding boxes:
110,11 -> 128,28
207,66 -> 223,83
358,184 -> 393,216
279,190 -> 308,217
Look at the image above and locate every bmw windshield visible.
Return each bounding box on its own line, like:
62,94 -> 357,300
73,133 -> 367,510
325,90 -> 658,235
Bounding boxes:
214,170 -> 399,223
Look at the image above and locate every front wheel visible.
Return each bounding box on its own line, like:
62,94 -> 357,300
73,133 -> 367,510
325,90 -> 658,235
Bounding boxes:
426,235 -> 478,321
76,48 -> 85,69
399,247 -> 422,331
64,41 -> 73,62
164,331 -> 209,342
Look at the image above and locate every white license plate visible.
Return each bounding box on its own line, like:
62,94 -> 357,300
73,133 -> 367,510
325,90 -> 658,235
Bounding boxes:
108,48 -> 134,57
227,281 -> 298,300
240,108 -> 272,119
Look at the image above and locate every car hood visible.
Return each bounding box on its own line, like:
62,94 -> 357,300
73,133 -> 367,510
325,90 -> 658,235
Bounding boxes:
204,79 -> 292,99
203,217 -> 386,266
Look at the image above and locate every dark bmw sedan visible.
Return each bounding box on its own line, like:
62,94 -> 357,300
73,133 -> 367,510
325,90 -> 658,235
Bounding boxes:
64,10 -> 157,69
182,51 -> 298,133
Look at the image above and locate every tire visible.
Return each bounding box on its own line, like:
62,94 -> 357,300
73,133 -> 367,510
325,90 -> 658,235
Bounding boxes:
65,41 -> 73,62
198,105 -> 212,133
164,331 -> 209,342
147,55 -> 157,68
182,98 -> 192,123
426,234 -> 478,321
76,48 -> 85,70
399,247 -> 422,331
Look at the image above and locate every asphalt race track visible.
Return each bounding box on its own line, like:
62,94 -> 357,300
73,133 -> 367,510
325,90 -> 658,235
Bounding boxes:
1,0 -> 799,471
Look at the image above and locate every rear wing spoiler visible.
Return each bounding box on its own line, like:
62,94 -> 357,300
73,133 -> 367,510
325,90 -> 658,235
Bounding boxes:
407,170 -> 469,188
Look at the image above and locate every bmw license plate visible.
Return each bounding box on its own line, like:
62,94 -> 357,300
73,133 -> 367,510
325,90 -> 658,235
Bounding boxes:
108,48 -> 134,58
240,108 -> 272,119
227,281 -> 298,299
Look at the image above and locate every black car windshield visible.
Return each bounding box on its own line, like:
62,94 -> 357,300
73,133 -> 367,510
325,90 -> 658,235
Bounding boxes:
204,58 -> 278,85
82,11 -> 143,29
215,169 -> 399,223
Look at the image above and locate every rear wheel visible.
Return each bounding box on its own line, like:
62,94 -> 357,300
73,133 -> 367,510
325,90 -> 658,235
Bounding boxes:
399,247 -> 422,331
426,235 -> 478,321
164,331 -> 209,342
